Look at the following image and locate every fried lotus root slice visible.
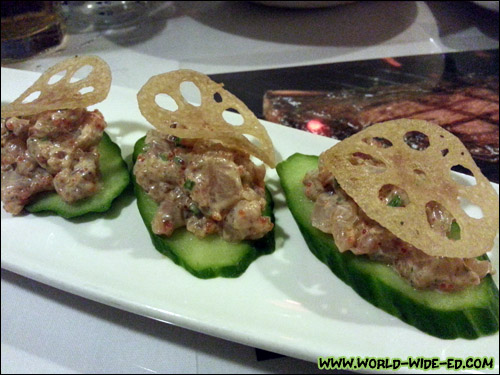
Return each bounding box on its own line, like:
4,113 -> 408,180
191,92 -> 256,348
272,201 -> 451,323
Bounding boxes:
320,119 -> 499,258
137,69 -> 276,167
1,56 -> 111,118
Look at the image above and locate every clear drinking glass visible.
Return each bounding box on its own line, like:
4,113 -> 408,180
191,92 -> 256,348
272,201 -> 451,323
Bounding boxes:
61,1 -> 156,32
1,1 -> 65,63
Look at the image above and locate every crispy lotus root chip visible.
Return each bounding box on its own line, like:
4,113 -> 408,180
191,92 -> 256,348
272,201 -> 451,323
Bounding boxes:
320,119 -> 499,258
1,56 -> 111,118
137,69 -> 276,167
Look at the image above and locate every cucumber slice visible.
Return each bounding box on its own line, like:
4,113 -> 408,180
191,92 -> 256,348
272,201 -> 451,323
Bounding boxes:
26,132 -> 130,218
132,136 -> 275,279
277,153 -> 499,339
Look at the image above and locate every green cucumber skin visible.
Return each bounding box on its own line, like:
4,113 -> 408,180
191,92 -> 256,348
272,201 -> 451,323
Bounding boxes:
26,132 -> 130,218
277,153 -> 499,339
132,136 -> 275,279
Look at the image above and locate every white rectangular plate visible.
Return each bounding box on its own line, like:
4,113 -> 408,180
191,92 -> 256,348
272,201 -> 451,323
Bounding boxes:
2,67 -> 499,374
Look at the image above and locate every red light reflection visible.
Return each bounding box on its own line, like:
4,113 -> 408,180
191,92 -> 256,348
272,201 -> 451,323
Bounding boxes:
306,119 -> 331,137
383,57 -> 402,68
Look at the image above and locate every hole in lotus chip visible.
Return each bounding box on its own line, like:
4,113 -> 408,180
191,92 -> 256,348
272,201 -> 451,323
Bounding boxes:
70,65 -> 94,83
349,152 -> 386,173
243,133 -> 263,150
459,196 -> 484,219
363,136 -> 392,148
379,184 -> 409,207
180,81 -> 201,107
79,86 -> 94,95
48,70 -> 66,85
425,201 -> 459,238
155,93 -> 178,112
414,169 -> 426,180
22,91 -> 41,103
441,148 -> 449,157
403,131 -> 429,151
222,108 -> 244,126
136,69 -> 276,167
450,165 -> 477,186
213,92 -> 223,103
318,119 -> 499,258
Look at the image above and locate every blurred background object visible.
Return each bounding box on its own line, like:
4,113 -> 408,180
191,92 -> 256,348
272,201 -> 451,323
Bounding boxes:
60,1 -> 163,33
252,1 -> 355,8
472,1 -> 499,12
1,1 -> 64,63
210,50 -> 499,182
261,51 -> 499,181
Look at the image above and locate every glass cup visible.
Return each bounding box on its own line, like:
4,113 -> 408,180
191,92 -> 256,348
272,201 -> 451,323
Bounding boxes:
61,1 -> 156,32
1,1 -> 65,63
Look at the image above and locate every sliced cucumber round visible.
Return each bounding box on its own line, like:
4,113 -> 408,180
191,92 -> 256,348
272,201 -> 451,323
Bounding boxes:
132,136 -> 275,279
26,132 -> 130,218
277,153 -> 499,339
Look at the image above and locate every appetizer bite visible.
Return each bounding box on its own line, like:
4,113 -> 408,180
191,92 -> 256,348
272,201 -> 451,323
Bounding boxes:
133,70 -> 276,278
1,56 -> 129,218
277,119 -> 499,339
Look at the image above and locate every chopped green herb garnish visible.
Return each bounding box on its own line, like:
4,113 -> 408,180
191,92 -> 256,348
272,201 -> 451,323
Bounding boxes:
184,179 -> 195,190
447,220 -> 461,240
160,153 -> 168,161
174,137 -> 182,147
388,194 -> 402,207
188,203 -> 201,215
174,156 -> 183,165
